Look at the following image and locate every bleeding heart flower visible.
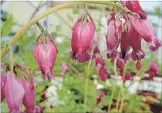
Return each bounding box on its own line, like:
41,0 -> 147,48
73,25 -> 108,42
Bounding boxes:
116,58 -> 125,71
61,62 -> 69,74
95,56 -> 105,69
150,61 -> 160,74
18,76 -> 39,113
123,1 -> 147,19
106,13 -> 122,60
136,60 -> 142,70
34,34 -> 58,81
99,67 -> 110,81
122,72 -> 134,82
1,75 -> 6,102
130,15 -> 154,43
71,12 -> 96,62
96,92 -> 105,104
4,72 -> 25,112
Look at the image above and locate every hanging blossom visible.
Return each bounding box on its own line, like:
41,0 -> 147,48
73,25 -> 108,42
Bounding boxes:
71,12 -> 96,62
106,0 -> 161,70
144,61 -> 160,80
1,72 -> 40,112
34,34 -> 58,81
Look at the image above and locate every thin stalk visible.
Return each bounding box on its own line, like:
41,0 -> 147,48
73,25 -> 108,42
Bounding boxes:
1,1 -> 127,59
119,63 -> 127,112
8,45 -> 14,72
108,86 -> 114,112
36,22 -> 45,32
84,3 -> 88,12
84,56 -> 93,112
114,58 -> 118,75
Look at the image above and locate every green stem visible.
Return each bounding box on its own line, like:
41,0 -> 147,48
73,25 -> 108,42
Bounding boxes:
8,45 -> 14,72
119,63 -> 127,112
84,56 -> 93,112
1,1 -> 127,59
108,85 -> 115,112
36,22 -> 45,33
114,58 -> 118,75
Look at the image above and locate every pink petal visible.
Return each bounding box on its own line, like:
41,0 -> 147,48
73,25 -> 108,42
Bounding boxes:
18,76 -> 36,112
1,75 -> 6,102
125,1 -> 147,19
130,16 -> 155,43
4,72 -> 25,112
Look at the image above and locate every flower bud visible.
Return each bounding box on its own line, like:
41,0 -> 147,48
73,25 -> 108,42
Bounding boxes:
95,56 -> 105,69
99,67 -> 110,81
61,62 -> 69,74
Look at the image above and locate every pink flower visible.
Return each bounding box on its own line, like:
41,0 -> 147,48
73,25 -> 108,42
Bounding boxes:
116,58 -> 125,71
34,35 -> 58,81
130,15 -> 161,51
71,13 -> 96,62
95,56 -> 105,69
1,75 -> 6,102
122,72 -> 134,82
61,62 -> 69,74
130,15 -> 154,43
136,60 -> 142,70
96,92 -> 105,104
99,67 -> 110,81
106,13 -> 122,60
18,76 -> 39,113
150,61 -> 160,74
4,72 -> 25,112
120,20 -> 131,59
123,1 -> 147,19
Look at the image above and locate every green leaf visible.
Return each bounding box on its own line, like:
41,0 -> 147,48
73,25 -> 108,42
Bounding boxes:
101,95 -> 113,106
1,15 -> 14,36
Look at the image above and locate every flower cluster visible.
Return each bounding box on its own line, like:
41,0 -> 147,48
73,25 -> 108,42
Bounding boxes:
1,64 -> 40,112
106,1 -> 161,70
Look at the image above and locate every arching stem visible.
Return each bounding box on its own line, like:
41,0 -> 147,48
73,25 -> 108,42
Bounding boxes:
1,1 -> 127,59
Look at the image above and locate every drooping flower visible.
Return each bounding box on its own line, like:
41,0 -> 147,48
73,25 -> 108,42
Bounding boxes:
95,56 -> 105,69
61,62 -> 69,74
121,72 -> 134,82
71,12 -> 96,62
18,76 -> 39,113
149,61 -> 160,73
136,60 -> 142,70
96,92 -> 105,104
99,67 -> 110,81
106,13 -> 122,60
1,75 -> 6,102
120,20 -> 131,59
122,0 -> 147,19
34,34 -> 58,81
4,72 -> 25,112
130,15 -> 162,51
116,58 -> 125,71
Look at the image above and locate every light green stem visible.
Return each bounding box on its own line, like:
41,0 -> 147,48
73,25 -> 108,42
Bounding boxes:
1,1 -> 127,59
84,59 -> 93,112
119,63 -> 127,112
9,45 -> 14,72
